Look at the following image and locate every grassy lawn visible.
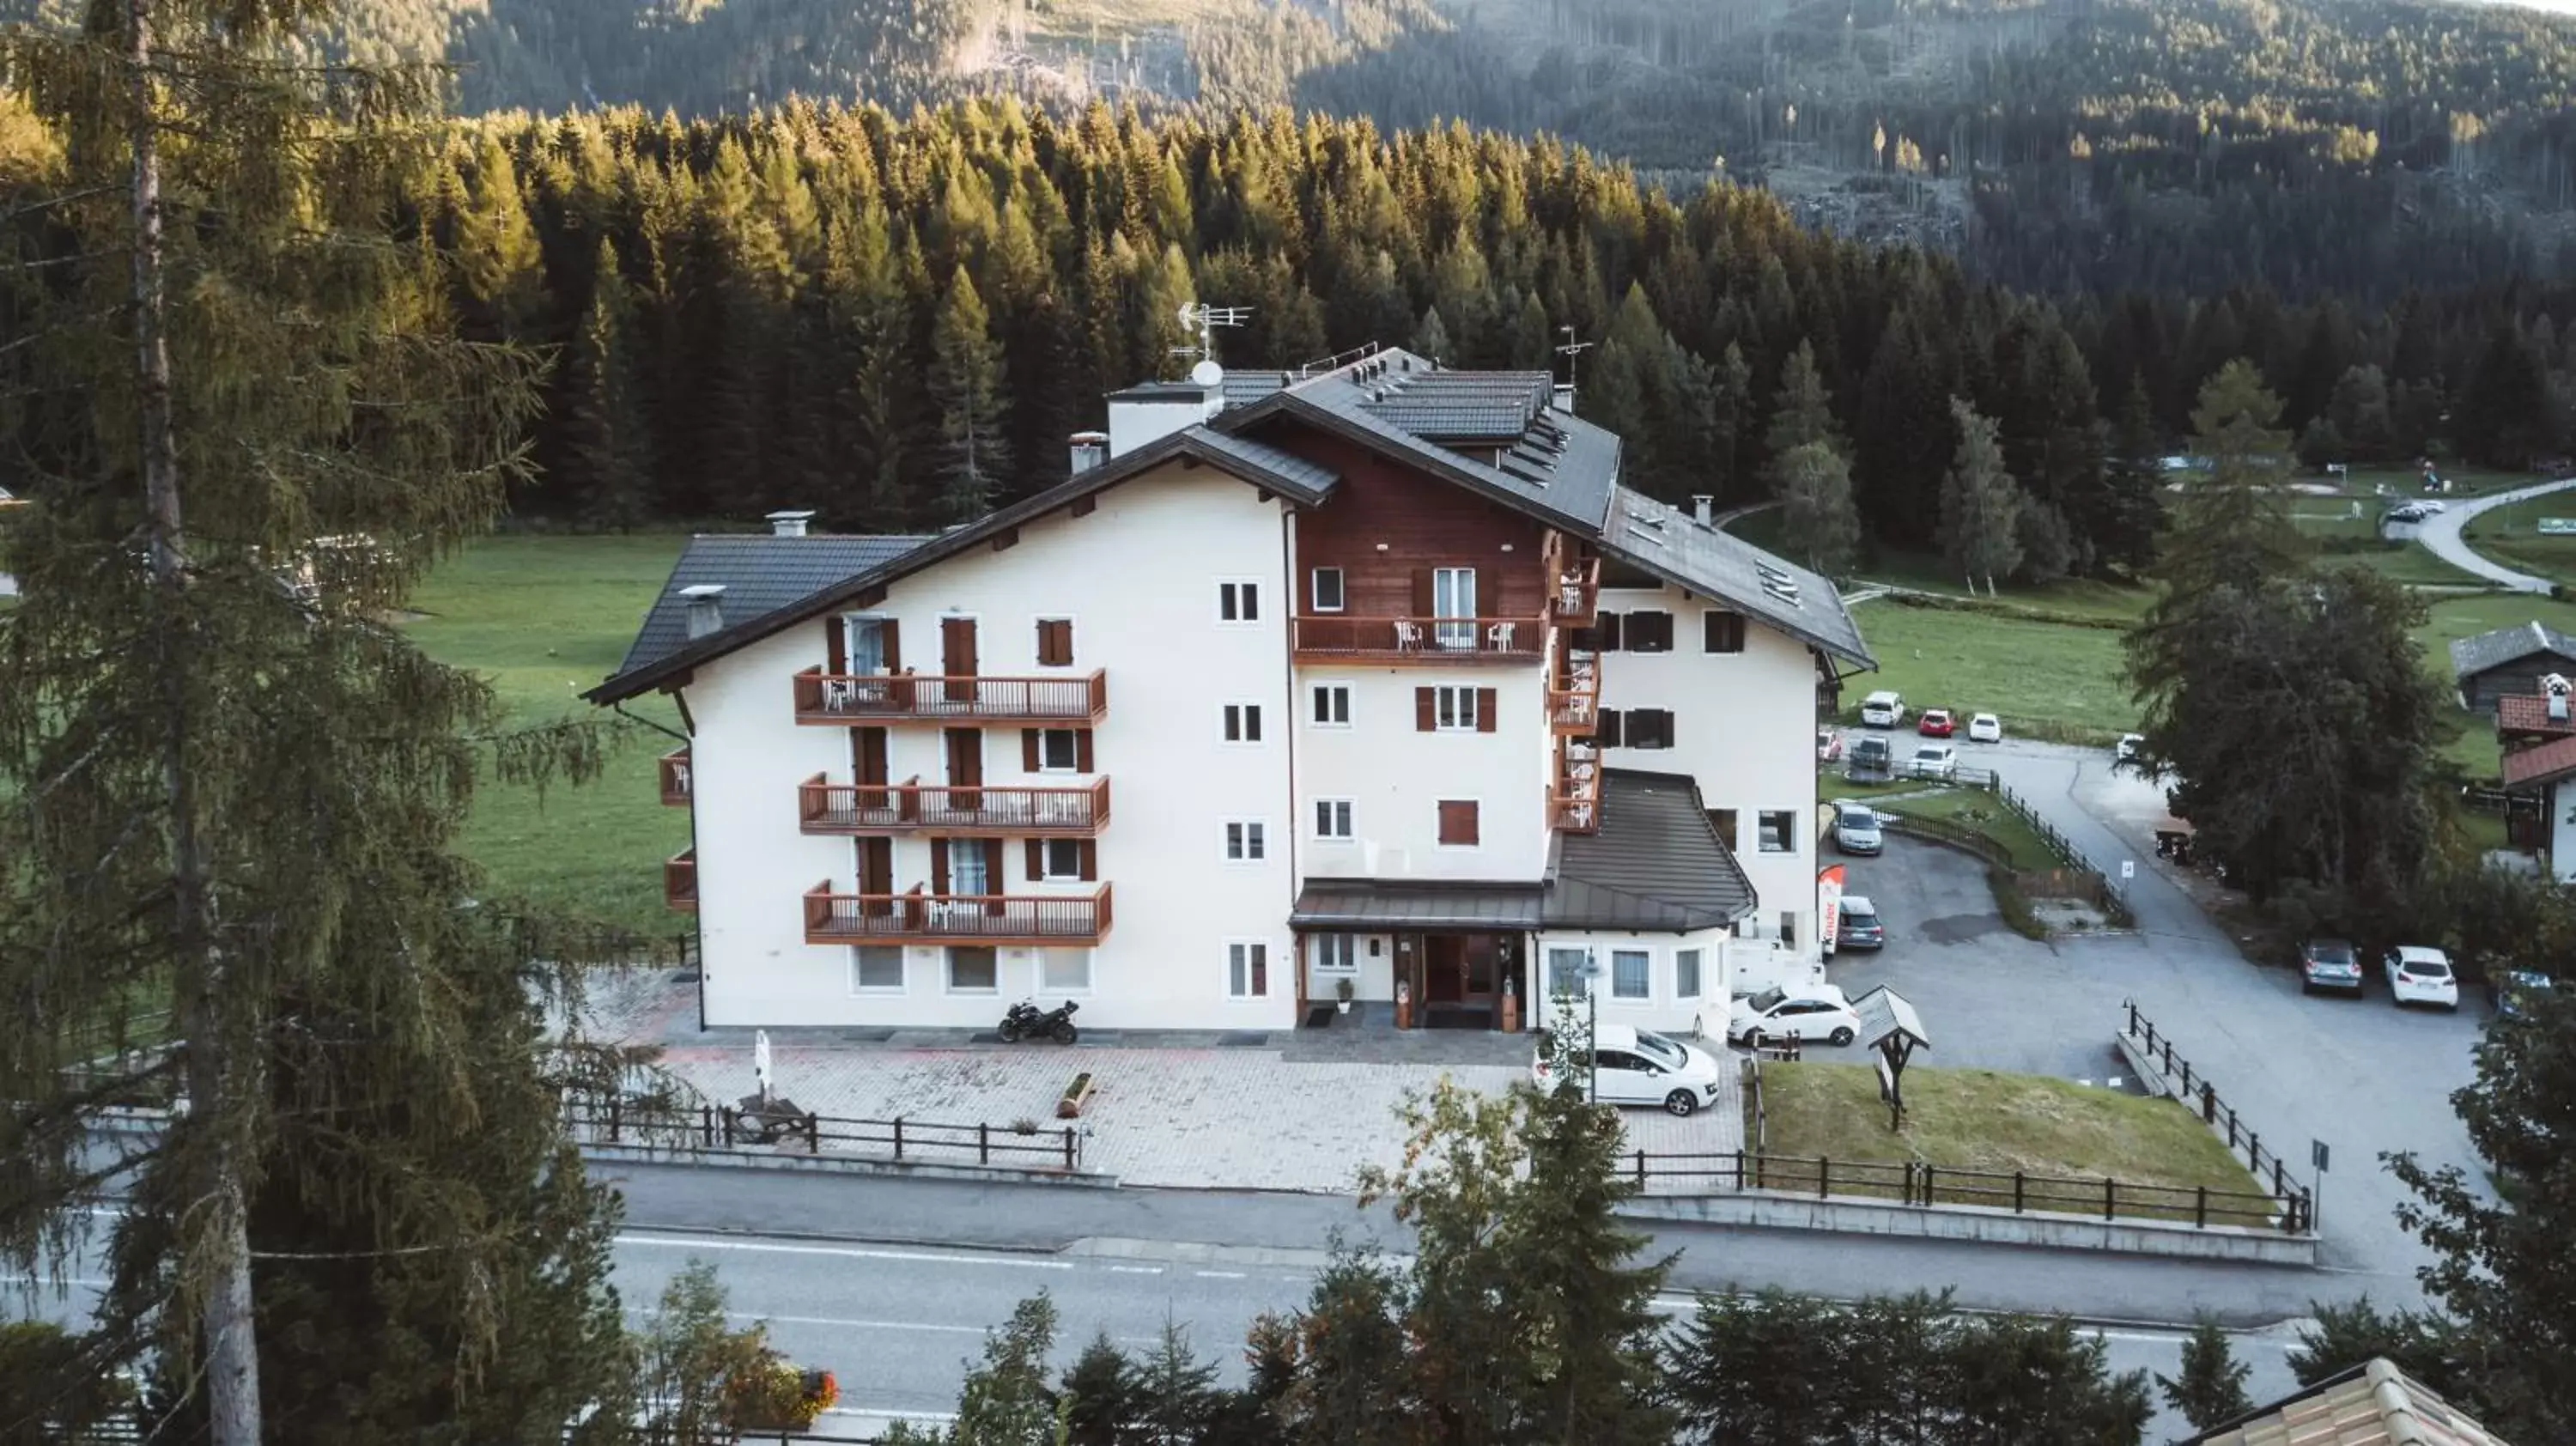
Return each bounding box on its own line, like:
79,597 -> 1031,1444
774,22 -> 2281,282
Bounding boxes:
2292,507 -> 2489,586
1836,598 -> 2136,743
404,532 -> 690,939
1752,1061 -> 2275,1223
1870,786 -> 2063,871
2461,494 -> 2576,591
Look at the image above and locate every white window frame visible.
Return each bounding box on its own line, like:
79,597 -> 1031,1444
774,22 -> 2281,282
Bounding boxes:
1434,798 -> 1482,850
1311,935 -> 1358,973
1431,566 -> 1477,650
1610,948 -> 1652,1001
1223,702 -> 1264,744
1433,684 -> 1479,732
1675,948 -> 1703,1000
1226,939 -> 1272,999
1039,837 -> 1084,882
947,837 -> 992,895
849,945 -> 907,994
1310,683 -> 1352,727
1546,946 -> 1592,999
1758,810 -> 1796,854
1033,613 -> 1077,669
945,945 -> 1000,995
1036,727 -> 1080,774
1310,566 -> 1346,613
841,613 -> 893,674
1222,819 -> 1268,864
1314,799 -> 1355,840
1038,946 -> 1093,994
1218,579 -> 1261,624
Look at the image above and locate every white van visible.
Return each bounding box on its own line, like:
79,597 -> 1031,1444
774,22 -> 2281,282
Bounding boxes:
1859,690 -> 1905,728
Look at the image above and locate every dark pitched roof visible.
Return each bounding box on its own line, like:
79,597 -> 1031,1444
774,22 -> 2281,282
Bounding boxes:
1289,880 -> 1545,930
1220,370 -> 1296,407
2449,620 -> 2576,679
1544,769 -> 1757,931
1358,370 -> 1553,441
617,532 -> 931,678
2497,692 -> 2576,738
1103,380 -> 1217,404
1600,487 -> 1876,667
586,424 -> 1340,704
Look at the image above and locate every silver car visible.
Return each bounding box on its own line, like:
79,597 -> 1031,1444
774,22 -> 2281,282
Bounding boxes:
1832,799 -> 1883,854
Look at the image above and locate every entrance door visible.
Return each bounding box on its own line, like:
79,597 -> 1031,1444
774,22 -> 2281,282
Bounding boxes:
941,616 -> 979,705
855,837 -> 892,916
1462,935 -> 1498,1004
1423,936 -> 1463,1004
945,727 -> 982,816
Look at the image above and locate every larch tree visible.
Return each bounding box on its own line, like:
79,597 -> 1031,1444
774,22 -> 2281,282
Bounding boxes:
1936,397 -> 2022,594
1764,337 -> 1840,489
930,264 -> 1012,524
1776,440 -> 1862,576
0,1 -> 630,1440
452,132 -> 549,335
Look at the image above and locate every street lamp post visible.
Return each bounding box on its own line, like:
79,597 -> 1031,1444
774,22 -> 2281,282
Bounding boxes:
1574,957 -> 1605,1104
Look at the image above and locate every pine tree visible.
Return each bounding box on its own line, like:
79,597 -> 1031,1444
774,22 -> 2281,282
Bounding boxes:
1262,1254 -> 1412,1446
2098,372 -> 2165,571
1938,398 -> 2023,594
1060,1332 -> 1142,1446
1765,338 -> 1840,482
1413,304 -> 1455,365
2157,1317 -> 2256,1431
1777,441 -> 1862,576
1710,342 -> 1756,502
0,3 -> 627,1440
929,265 -> 1012,525
567,239 -> 653,531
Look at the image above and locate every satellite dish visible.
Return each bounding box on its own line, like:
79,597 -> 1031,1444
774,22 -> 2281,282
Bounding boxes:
1190,359 -> 1224,387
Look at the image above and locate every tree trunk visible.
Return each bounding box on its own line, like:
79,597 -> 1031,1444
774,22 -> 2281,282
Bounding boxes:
127,3 -> 263,1439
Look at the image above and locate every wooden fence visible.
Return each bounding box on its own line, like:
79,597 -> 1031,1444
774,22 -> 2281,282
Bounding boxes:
1623,1149 -> 2309,1232
563,1094 -> 1084,1172
2120,1001 -> 2316,1218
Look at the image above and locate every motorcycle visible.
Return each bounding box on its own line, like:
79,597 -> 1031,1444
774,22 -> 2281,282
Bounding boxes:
998,999 -> 1079,1044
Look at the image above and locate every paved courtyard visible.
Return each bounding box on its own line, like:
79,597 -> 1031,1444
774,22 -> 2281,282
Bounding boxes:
579,970 -> 1745,1194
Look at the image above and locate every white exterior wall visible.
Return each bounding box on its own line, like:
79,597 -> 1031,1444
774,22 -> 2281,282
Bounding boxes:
1528,929 -> 1735,1038
1594,585 -> 1822,961
2555,781 -> 2576,884
1292,665 -> 1553,889
681,462 -> 1299,1031
1106,393 -> 1219,458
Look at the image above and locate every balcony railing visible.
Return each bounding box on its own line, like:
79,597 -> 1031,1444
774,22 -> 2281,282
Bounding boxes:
793,667 -> 1108,725
659,747 -> 692,805
1291,615 -> 1546,663
1552,738 -> 1601,835
802,883 -> 1114,946
798,775 -> 1110,836
665,850 -> 697,910
1550,793 -> 1601,834
1552,554 -> 1601,626
1550,645 -> 1602,733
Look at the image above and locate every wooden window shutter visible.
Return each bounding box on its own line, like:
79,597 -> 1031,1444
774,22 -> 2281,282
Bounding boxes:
881,619 -> 901,672
1025,840 -> 1045,880
932,840 -> 951,896
1075,729 -> 1094,773
1475,687 -> 1498,733
825,617 -> 848,674
1078,841 -> 1097,882
1022,729 -> 1041,771
983,840 -> 1005,914
1596,612 -> 1623,652
1438,800 -> 1480,847
1595,708 -> 1624,747
1412,568 -> 1435,617
1415,686 -> 1437,732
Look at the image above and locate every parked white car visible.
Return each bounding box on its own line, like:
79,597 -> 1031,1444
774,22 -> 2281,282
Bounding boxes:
1907,744 -> 1959,781
1966,712 -> 2003,743
1530,1024 -> 1727,1116
1859,690 -> 1906,728
1717,984 -> 1863,1048
1832,799 -> 1883,855
2385,945 -> 2460,1010
2115,733 -> 2144,764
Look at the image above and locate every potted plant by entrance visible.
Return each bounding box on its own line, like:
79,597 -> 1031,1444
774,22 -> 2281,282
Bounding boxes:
1335,978 -> 1355,1014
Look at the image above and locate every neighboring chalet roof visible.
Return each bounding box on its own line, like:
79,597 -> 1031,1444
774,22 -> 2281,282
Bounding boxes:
2184,1358 -> 2512,1446
2502,732 -> 2576,789
1544,769 -> 1757,931
617,532 -> 930,677
2496,692 -> 2576,738
586,424 -> 1340,703
1357,369 -> 1554,442
1288,880 -> 1545,931
2448,620 -> 2576,679
1600,485 -> 1877,668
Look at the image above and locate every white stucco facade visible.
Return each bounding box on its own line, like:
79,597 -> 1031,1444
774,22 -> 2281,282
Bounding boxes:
1591,584 -> 1824,960
1291,665 -> 1555,886
2554,781 -> 2576,884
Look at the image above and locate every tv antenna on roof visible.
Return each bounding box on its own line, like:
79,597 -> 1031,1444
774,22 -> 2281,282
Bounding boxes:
1171,301 -> 1253,374
1555,325 -> 1595,390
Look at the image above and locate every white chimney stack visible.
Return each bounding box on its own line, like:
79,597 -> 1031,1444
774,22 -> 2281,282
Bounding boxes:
1069,431 -> 1109,475
1550,382 -> 1576,415
766,509 -> 816,538
2548,673 -> 2571,722
1692,495 -> 1715,526
679,583 -> 726,640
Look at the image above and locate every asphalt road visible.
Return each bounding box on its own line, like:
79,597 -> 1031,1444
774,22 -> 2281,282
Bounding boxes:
1823,736 -> 2490,1303
2404,476 -> 2576,592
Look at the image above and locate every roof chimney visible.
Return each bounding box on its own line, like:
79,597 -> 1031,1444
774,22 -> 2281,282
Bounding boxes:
1069,431 -> 1109,476
678,583 -> 726,640
766,509 -> 816,538
1550,382 -> 1575,415
1692,495 -> 1715,526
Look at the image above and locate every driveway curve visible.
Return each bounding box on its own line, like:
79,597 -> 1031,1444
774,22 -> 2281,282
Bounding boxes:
2409,476 -> 2576,592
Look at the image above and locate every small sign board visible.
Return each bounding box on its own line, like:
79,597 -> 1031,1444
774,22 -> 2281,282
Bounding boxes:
1875,1054 -> 1897,1103
1848,985 -> 1929,1054
2312,1139 -> 2330,1173
2120,860 -> 2136,880
2539,518 -> 2576,536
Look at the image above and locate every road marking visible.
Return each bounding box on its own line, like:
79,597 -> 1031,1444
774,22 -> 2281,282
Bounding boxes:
753,1313 -> 988,1334
1107,1265 -> 1163,1275
823,1407 -> 961,1424
1194,1269 -> 1248,1279
617,1235 -> 1073,1271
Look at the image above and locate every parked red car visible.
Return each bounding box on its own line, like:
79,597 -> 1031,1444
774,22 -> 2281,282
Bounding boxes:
1917,708 -> 1956,738
1816,727 -> 1845,763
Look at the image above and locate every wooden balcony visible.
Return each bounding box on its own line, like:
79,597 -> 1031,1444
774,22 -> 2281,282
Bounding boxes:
665,850 -> 697,911
1552,738 -> 1601,835
1550,793 -> 1601,835
798,775 -> 1110,837
1291,615 -> 1546,665
1552,554 -> 1601,627
792,667 -> 1108,726
1549,647 -> 1602,734
802,883 -> 1114,947
659,747 -> 692,806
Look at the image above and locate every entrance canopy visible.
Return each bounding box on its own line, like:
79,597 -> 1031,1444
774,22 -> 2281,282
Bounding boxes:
1289,880 -> 1544,932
